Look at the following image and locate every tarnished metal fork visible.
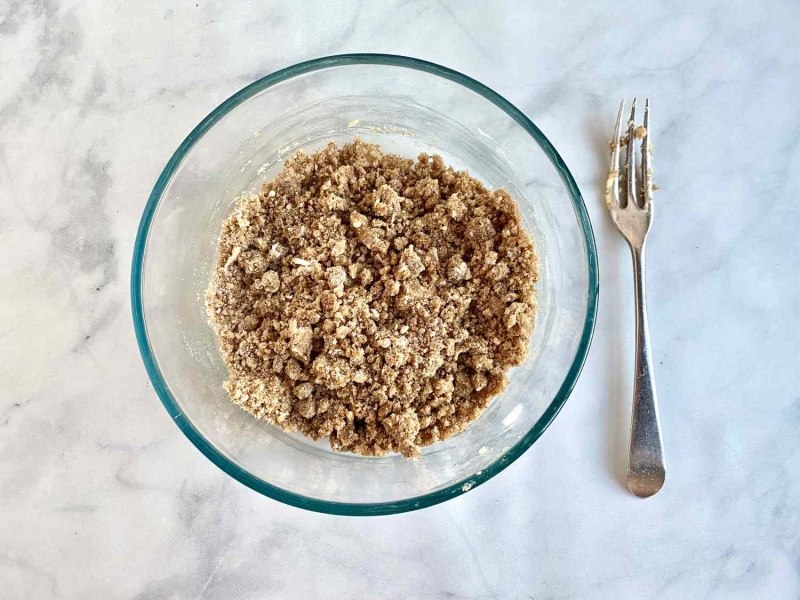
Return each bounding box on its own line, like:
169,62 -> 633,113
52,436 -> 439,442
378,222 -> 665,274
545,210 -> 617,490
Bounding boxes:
606,99 -> 665,498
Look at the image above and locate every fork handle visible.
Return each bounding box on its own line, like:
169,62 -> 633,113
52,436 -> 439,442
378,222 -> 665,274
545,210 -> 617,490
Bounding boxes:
627,245 -> 666,498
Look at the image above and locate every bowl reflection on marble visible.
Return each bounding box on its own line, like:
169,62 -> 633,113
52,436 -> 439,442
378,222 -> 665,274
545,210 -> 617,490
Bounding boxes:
131,54 -> 598,515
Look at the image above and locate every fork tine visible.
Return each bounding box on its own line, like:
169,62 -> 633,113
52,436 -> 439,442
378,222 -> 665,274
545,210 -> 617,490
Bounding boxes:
626,98 -> 637,208
606,100 -> 625,209
642,98 -> 653,206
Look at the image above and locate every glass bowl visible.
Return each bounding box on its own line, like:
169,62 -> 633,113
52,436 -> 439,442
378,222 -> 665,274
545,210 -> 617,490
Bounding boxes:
131,54 -> 598,515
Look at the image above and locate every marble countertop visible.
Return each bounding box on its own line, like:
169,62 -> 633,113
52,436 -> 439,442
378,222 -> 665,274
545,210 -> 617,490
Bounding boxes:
2,0 -> 799,598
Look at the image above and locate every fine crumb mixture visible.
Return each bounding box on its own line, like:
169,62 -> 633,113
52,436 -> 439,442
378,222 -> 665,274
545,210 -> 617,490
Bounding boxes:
206,139 -> 539,458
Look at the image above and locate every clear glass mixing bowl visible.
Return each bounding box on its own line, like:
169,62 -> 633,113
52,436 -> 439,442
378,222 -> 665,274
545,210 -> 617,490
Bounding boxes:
131,54 -> 598,515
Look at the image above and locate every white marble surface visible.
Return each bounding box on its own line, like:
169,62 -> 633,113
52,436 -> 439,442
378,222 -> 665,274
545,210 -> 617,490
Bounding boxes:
2,0 -> 799,597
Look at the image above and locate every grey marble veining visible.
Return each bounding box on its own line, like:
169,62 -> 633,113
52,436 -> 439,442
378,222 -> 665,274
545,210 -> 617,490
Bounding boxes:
1,0 -> 799,598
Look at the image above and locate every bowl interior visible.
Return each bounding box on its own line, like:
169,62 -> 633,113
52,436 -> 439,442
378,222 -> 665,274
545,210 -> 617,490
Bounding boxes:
134,57 -> 596,513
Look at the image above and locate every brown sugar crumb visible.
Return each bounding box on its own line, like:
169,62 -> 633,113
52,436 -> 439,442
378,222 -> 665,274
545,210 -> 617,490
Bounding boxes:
205,139 -> 539,458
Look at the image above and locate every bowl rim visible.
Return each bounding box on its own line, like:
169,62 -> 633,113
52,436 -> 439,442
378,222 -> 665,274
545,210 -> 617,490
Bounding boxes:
131,53 -> 599,516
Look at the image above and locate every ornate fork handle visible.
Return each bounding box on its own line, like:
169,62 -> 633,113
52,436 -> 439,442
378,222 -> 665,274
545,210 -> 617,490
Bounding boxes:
627,244 -> 665,497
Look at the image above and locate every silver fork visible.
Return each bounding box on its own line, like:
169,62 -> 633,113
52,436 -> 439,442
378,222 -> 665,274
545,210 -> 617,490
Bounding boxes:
606,99 -> 666,498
